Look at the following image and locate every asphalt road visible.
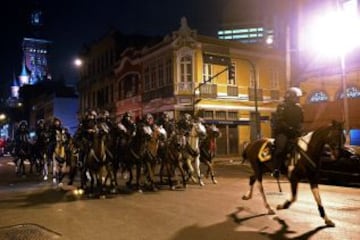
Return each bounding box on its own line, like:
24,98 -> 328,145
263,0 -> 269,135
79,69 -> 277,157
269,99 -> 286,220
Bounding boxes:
0,156 -> 359,240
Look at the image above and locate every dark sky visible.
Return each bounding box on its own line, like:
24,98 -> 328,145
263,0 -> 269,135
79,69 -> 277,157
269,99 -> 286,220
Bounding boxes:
0,0 -> 267,98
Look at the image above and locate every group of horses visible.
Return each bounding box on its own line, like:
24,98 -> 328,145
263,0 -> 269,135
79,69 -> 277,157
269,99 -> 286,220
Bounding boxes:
13,117 -> 221,197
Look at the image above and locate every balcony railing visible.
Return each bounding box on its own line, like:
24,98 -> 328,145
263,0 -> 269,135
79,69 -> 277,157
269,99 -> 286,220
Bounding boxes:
227,85 -> 238,97
199,84 -> 217,98
248,87 -> 263,101
175,82 -> 194,94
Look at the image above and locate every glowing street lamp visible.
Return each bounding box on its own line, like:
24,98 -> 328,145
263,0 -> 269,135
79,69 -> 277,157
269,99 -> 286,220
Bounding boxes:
0,113 -> 6,121
74,58 -> 83,67
303,1 -> 360,140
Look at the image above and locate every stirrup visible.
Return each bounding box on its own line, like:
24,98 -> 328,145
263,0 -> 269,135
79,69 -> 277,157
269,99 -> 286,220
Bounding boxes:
272,169 -> 280,178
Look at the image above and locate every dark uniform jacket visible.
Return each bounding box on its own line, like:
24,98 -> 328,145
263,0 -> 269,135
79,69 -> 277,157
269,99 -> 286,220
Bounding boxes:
273,101 -> 304,138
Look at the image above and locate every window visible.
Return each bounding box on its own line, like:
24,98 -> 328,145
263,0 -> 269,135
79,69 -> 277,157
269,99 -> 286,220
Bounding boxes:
150,63 -> 157,89
337,86 -> 360,99
158,60 -> 164,87
215,111 -> 226,120
270,69 -> 279,89
165,58 -> 172,85
144,66 -> 150,91
180,55 -> 192,83
203,111 -> 214,119
249,68 -> 256,88
228,62 -> 236,85
228,111 -> 238,120
309,91 -> 329,103
203,63 -> 212,83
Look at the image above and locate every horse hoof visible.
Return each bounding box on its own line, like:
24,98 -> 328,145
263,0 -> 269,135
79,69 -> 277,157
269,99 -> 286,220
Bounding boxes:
276,204 -> 283,210
110,188 -> 118,194
212,179 -> 218,184
170,186 -> 176,191
268,209 -> 276,215
199,181 -> 205,187
242,195 -> 250,200
99,195 -> 106,199
325,219 -> 335,227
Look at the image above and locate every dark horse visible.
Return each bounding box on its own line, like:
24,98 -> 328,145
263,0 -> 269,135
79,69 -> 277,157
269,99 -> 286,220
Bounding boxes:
241,121 -> 345,227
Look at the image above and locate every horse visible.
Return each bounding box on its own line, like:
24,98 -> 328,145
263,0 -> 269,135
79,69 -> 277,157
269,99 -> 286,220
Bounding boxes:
241,120 -> 345,227
200,124 -> 221,184
158,120 -> 188,190
52,128 -> 69,185
182,120 -> 207,186
125,121 -> 154,192
14,141 -> 31,176
82,123 -> 115,197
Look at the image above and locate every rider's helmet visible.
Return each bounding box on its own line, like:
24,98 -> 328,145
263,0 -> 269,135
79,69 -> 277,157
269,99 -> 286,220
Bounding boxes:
87,110 -> 97,120
102,110 -> 110,119
145,113 -> 154,125
97,109 -> 110,122
53,117 -> 62,128
19,120 -> 28,129
284,87 -> 302,103
36,119 -> 45,128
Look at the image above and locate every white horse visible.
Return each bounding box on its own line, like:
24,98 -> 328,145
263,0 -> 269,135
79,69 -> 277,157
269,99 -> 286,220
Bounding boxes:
184,121 -> 207,186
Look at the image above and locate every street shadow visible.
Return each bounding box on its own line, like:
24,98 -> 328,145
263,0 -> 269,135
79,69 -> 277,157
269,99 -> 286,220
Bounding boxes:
170,207 -> 331,240
0,187 -> 77,209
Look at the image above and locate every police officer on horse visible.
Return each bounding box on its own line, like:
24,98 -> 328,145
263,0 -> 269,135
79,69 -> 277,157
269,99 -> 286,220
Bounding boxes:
272,87 -> 304,178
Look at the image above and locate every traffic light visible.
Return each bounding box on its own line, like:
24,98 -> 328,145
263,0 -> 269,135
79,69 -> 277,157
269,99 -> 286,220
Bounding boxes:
228,63 -> 235,82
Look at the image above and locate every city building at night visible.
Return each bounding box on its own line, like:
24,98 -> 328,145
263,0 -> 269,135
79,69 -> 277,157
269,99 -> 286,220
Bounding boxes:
78,17 -> 286,156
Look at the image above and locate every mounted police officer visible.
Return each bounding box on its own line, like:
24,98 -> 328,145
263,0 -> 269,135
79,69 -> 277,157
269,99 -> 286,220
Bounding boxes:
272,87 -> 304,178
157,112 -> 175,139
14,120 -> 31,175
177,113 -> 193,137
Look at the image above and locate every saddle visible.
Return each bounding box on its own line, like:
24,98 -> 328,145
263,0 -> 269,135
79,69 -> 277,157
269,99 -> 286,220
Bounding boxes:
258,139 -> 274,162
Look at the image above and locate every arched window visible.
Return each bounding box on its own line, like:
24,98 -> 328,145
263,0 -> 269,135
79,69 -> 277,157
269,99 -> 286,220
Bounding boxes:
337,86 -> 360,99
308,90 -> 329,103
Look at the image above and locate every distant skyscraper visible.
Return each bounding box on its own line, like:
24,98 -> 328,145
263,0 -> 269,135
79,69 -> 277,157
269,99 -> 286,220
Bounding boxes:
21,1 -> 52,85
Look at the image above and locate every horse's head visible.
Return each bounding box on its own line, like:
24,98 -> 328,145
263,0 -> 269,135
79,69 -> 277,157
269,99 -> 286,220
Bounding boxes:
141,125 -> 153,141
206,124 -> 221,138
191,122 -> 207,139
312,120 -> 345,161
153,125 -> 167,142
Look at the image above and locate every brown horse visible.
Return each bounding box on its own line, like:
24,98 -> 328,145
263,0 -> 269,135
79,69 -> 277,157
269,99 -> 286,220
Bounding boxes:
241,121 -> 345,227
200,124 -> 221,184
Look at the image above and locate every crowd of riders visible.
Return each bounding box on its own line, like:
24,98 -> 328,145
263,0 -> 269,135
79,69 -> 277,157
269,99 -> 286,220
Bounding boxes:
9,109 -> 218,192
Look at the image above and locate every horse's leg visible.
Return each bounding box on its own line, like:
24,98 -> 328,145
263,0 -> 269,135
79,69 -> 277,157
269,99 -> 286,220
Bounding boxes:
135,162 -> 142,192
144,156 -> 158,191
185,157 -> 197,184
257,175 -> 276,215
204,159 -> 217,184
277,177 -> 298,210
43,153 -> 49,180
19,156 -> 26,176
52,154 -> 58,184
242,175 -> 256,200
194,155 -> 204,186
310,182 -> 335,227
177,157 -> 188,188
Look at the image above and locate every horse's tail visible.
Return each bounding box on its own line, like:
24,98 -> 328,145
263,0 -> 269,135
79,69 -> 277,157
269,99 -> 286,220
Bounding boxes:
241,141 -> 250,163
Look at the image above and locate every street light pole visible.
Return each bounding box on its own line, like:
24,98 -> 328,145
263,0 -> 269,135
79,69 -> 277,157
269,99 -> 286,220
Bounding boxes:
340,54 -> 350,142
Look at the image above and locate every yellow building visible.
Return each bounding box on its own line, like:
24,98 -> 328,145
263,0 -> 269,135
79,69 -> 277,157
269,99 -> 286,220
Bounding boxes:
137,17 -> 286,156
78,18 -> 287,156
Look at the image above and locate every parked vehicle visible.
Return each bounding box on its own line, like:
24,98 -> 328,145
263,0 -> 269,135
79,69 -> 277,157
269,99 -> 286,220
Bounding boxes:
0,138 -> 5,156
320,145 -> 360,184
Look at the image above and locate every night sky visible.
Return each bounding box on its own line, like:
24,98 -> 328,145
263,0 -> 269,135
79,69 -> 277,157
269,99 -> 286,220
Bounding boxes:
0,0 -> 267,99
